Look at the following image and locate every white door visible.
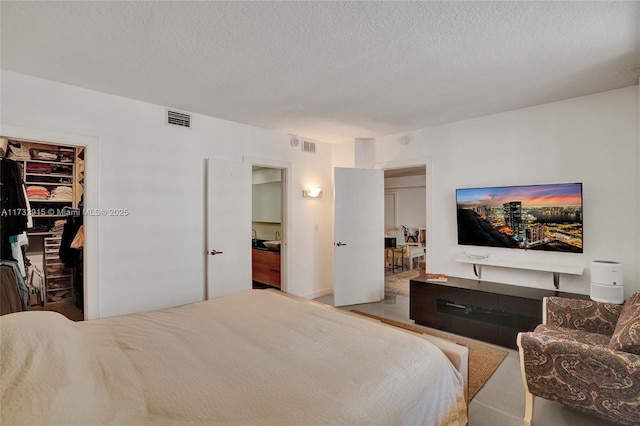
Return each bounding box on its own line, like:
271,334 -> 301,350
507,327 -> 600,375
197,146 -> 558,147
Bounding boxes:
206,158 -> 252,299
334,167 -> 384,306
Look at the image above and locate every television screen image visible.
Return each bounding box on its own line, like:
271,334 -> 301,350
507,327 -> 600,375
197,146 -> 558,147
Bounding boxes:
456,183 -> 583,253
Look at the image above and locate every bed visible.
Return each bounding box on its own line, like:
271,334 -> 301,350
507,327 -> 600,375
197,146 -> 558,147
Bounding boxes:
1,289 -> 467,425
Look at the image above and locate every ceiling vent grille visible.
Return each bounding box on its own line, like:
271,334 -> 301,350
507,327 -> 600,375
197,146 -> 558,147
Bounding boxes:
301,138 -> 316,153
166,109 -> 191,128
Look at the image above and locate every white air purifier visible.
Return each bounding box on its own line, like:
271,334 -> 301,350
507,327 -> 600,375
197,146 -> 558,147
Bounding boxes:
590,260 -> 624,304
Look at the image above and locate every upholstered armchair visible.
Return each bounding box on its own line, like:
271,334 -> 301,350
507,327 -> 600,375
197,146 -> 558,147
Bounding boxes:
517,294 -> 640,426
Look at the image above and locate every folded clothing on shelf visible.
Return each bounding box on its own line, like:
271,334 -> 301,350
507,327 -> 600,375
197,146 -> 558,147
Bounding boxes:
50,220 -> 66,233
58,148 -> 75,163
26,163 -> 54,174
7,143 -> 31,161
49,186 -> 73,201
26,186 -> 51,200
29,149 -> 59,162
51,164 -> 73,175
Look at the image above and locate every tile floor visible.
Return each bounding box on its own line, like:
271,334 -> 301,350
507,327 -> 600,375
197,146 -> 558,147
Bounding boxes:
314,293 -> 618,426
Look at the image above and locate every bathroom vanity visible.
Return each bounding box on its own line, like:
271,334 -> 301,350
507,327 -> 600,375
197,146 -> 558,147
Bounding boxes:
252,248 -> 281,288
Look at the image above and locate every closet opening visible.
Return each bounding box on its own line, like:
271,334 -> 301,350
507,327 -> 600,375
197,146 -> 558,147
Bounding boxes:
1,137 -> 85,321
251,166 -> 284,291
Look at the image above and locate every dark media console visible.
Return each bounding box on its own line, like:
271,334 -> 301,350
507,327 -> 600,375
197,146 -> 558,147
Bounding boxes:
409,276 -> 589,349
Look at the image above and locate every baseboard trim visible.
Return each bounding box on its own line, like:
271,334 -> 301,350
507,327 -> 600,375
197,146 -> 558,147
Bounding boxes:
300,288 -> 333,300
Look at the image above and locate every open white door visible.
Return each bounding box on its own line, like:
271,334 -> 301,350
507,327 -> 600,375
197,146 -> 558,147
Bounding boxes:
334,167 -> 384,306
206,158 -> 252,299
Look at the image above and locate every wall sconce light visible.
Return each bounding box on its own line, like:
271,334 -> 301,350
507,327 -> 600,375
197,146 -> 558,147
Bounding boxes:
303,187 -> 323,198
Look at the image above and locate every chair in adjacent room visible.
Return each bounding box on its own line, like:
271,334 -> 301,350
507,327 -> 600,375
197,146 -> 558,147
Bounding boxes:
517,293 -> 640,426
385,228 -> 425,271
384,235 -> 400,272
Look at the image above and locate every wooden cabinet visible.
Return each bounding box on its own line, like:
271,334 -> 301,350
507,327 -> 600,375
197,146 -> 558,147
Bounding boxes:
409,276 -> 589,349
252,249 -> 281,288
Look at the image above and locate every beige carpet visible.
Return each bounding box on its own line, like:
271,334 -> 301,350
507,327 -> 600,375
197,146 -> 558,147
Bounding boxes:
385,268 -> 421,296
350,309 -> 509,401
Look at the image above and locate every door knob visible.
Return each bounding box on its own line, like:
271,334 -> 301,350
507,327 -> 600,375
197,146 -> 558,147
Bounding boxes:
210,249 -> 224,255
335,242 -> 347,246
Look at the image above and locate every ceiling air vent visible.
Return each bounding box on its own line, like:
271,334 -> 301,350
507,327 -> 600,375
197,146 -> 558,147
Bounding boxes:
301,138 -> 316,153
166,109 -> 191,129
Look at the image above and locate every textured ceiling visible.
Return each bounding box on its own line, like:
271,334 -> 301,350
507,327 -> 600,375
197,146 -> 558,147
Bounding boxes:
2,1 -> 639,143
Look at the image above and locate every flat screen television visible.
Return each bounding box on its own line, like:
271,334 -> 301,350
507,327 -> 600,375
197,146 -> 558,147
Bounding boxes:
456,183 -> 583,253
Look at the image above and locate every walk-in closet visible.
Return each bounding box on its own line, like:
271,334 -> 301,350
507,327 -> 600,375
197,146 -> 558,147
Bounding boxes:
1,137 -> 85,321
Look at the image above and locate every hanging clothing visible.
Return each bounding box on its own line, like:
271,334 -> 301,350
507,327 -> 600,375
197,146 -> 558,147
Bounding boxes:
21,184 -> 33,229
9,233 -> 29,277
70,225 -> 84,249
0,266 -> 23,315
0,260 -> 30,311
59,212 -> 82,268
73,252 -> 84,311
1,158 -> 29,261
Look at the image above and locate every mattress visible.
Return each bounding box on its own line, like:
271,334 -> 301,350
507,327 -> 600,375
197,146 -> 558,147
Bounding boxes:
1,289 -> 466,425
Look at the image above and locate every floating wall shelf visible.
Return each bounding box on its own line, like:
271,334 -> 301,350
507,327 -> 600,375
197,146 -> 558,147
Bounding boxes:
454,255 -> 584,289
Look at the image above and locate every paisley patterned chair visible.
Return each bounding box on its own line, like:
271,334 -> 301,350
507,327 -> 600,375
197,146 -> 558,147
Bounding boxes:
517,293 -> 640,426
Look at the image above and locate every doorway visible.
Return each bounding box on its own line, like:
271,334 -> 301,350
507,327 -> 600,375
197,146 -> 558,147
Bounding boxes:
205,157 -> 290,298
1,136 -> 86,321
251,166 -> 284,291
383,165 -> 427,276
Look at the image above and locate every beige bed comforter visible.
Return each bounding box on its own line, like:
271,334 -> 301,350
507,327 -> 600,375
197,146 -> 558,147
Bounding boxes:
1,290 -> 466,425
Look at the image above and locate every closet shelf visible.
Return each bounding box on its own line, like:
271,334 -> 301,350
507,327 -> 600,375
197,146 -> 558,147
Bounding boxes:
47,274 -> 72,280
44,234 -> 74,305
26,173 -> 73,178
26,181 -> 73,187
25,159 -> 74,166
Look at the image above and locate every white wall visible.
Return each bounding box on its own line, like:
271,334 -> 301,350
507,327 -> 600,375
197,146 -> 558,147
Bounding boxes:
384,175 -> 426,231
331,139 -> 356,169
1,71 -> 334,317
365,86 -> 640,297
